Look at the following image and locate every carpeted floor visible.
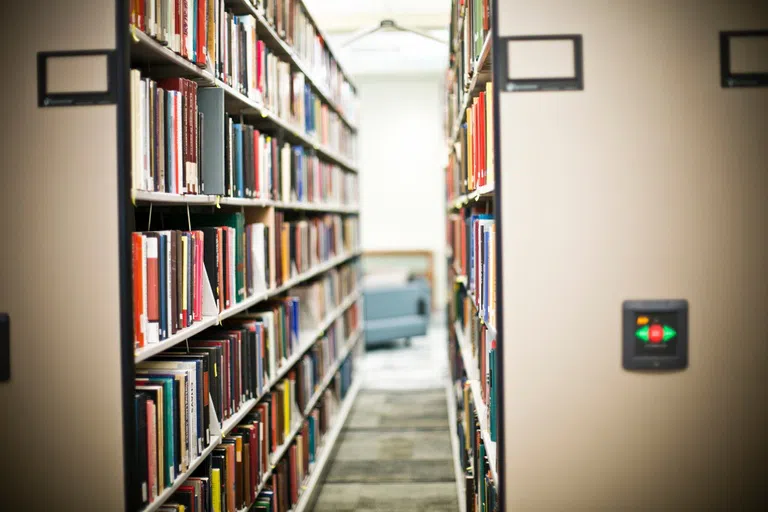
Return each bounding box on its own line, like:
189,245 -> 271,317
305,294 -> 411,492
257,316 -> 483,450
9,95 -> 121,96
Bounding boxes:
313,325 -> 459,512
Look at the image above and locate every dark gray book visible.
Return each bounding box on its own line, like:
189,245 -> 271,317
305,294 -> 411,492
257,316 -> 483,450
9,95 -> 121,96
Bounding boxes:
197,87 -> 225,195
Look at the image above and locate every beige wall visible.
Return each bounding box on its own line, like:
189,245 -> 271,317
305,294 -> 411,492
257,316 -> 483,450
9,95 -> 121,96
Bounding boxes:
498,1 -> 767,509
0,0 -> 127,509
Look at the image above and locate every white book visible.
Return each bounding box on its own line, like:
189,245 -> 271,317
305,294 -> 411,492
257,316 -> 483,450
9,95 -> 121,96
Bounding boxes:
251,224 -> 268,295
130,70 -> 142,193
159,231 -> 173,338
140,234 -> 149,344
176,92 -> 184,194
281,143 -> 291,202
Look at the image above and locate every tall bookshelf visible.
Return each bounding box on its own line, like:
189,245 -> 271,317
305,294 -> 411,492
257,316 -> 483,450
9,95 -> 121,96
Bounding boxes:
446,0 -> 767,511
444,1 -> 498,512
0,1 -> 363,510
125,1 -> 364,511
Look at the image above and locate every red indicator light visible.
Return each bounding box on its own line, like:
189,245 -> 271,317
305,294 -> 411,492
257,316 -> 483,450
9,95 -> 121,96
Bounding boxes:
649,324 -> 664,343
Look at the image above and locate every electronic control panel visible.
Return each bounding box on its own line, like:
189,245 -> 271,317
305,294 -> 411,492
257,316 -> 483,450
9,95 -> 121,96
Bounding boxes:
622,300 -> 688,370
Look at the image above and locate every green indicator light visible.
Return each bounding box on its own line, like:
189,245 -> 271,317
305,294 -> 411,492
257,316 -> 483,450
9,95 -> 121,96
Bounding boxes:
635,325 -> 650,342
663,325 -> 677,341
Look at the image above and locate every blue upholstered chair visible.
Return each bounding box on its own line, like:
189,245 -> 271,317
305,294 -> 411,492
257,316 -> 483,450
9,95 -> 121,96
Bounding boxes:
363,278 -> 431,347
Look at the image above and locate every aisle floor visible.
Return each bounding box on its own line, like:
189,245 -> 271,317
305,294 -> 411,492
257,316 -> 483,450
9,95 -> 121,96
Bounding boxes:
313,323 -> 459,512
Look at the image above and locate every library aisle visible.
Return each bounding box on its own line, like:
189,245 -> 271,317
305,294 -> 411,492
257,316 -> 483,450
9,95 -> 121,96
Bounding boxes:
313,324 -> 459,512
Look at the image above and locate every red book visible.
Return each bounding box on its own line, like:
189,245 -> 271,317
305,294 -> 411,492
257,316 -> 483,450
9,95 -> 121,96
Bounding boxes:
146,400 -> 157,502
475,100 -> 481,187
137,0 -> 145,32
270,394 -> 278,453
132,233 -> 145,348
197,0 -> 208,66
478,91 -> 486,186
216,228 -> 224,313
146,234 -> 159,341
181,0 -> 188,59
256,41 -> 266,95
225,444 -> 236,512
189,80 -> 198,194
174,92 -> 181,193
245,425 -> 258,501
474,100 -> 479,188
174,0 -> 182,54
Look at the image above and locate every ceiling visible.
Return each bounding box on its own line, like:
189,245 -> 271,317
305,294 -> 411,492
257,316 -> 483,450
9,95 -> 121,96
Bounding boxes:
304,0 -> 451,76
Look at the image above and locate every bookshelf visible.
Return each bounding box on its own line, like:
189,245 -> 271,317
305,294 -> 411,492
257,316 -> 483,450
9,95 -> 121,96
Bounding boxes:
444,1 -> 498,511
126,1 -> 364,511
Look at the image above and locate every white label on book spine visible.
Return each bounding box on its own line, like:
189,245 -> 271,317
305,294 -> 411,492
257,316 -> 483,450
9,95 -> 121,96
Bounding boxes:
147,323 -> 159,344
146,238 -> 158,258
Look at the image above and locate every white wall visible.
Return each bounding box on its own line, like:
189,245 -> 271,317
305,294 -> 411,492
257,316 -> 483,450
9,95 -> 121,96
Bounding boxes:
356,73 -> 448,309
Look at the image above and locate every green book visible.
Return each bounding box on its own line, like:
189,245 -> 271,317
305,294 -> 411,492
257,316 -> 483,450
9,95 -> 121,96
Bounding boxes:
490,343 -> 497,442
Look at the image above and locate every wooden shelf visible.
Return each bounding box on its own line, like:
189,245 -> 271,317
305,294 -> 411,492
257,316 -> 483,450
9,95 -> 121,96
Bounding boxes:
130,26 -> 358,172
453,321 -> 498,486
134,251 -> 362,362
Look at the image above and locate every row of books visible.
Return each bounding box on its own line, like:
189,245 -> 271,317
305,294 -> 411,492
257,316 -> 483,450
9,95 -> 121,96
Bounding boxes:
131,0 -> 208,65
257,0 -> 358,124
130,73 -> 357,198
222,117 -> 358,203
134,291 -> 359,507
213,9 -> 355,152
130,74 -> 200,195
130,0 -> 357,129
454,285 -> 498,444
446,81 -> 495,199
447,210 -> 496,327
445,0 -> 492,131
293,264 -> 360,331
456,380 -> 498,512
131,215 -> 267,346
150,352 -> 358,511
131,211 -> 358,347
273,212 -> 359,287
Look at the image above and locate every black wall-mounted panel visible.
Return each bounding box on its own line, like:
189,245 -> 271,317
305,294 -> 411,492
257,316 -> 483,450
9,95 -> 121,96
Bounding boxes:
623,300 -> 689,371
498,34 -> 583,92
720,30 -> 768,88
38,50 -> 117,107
